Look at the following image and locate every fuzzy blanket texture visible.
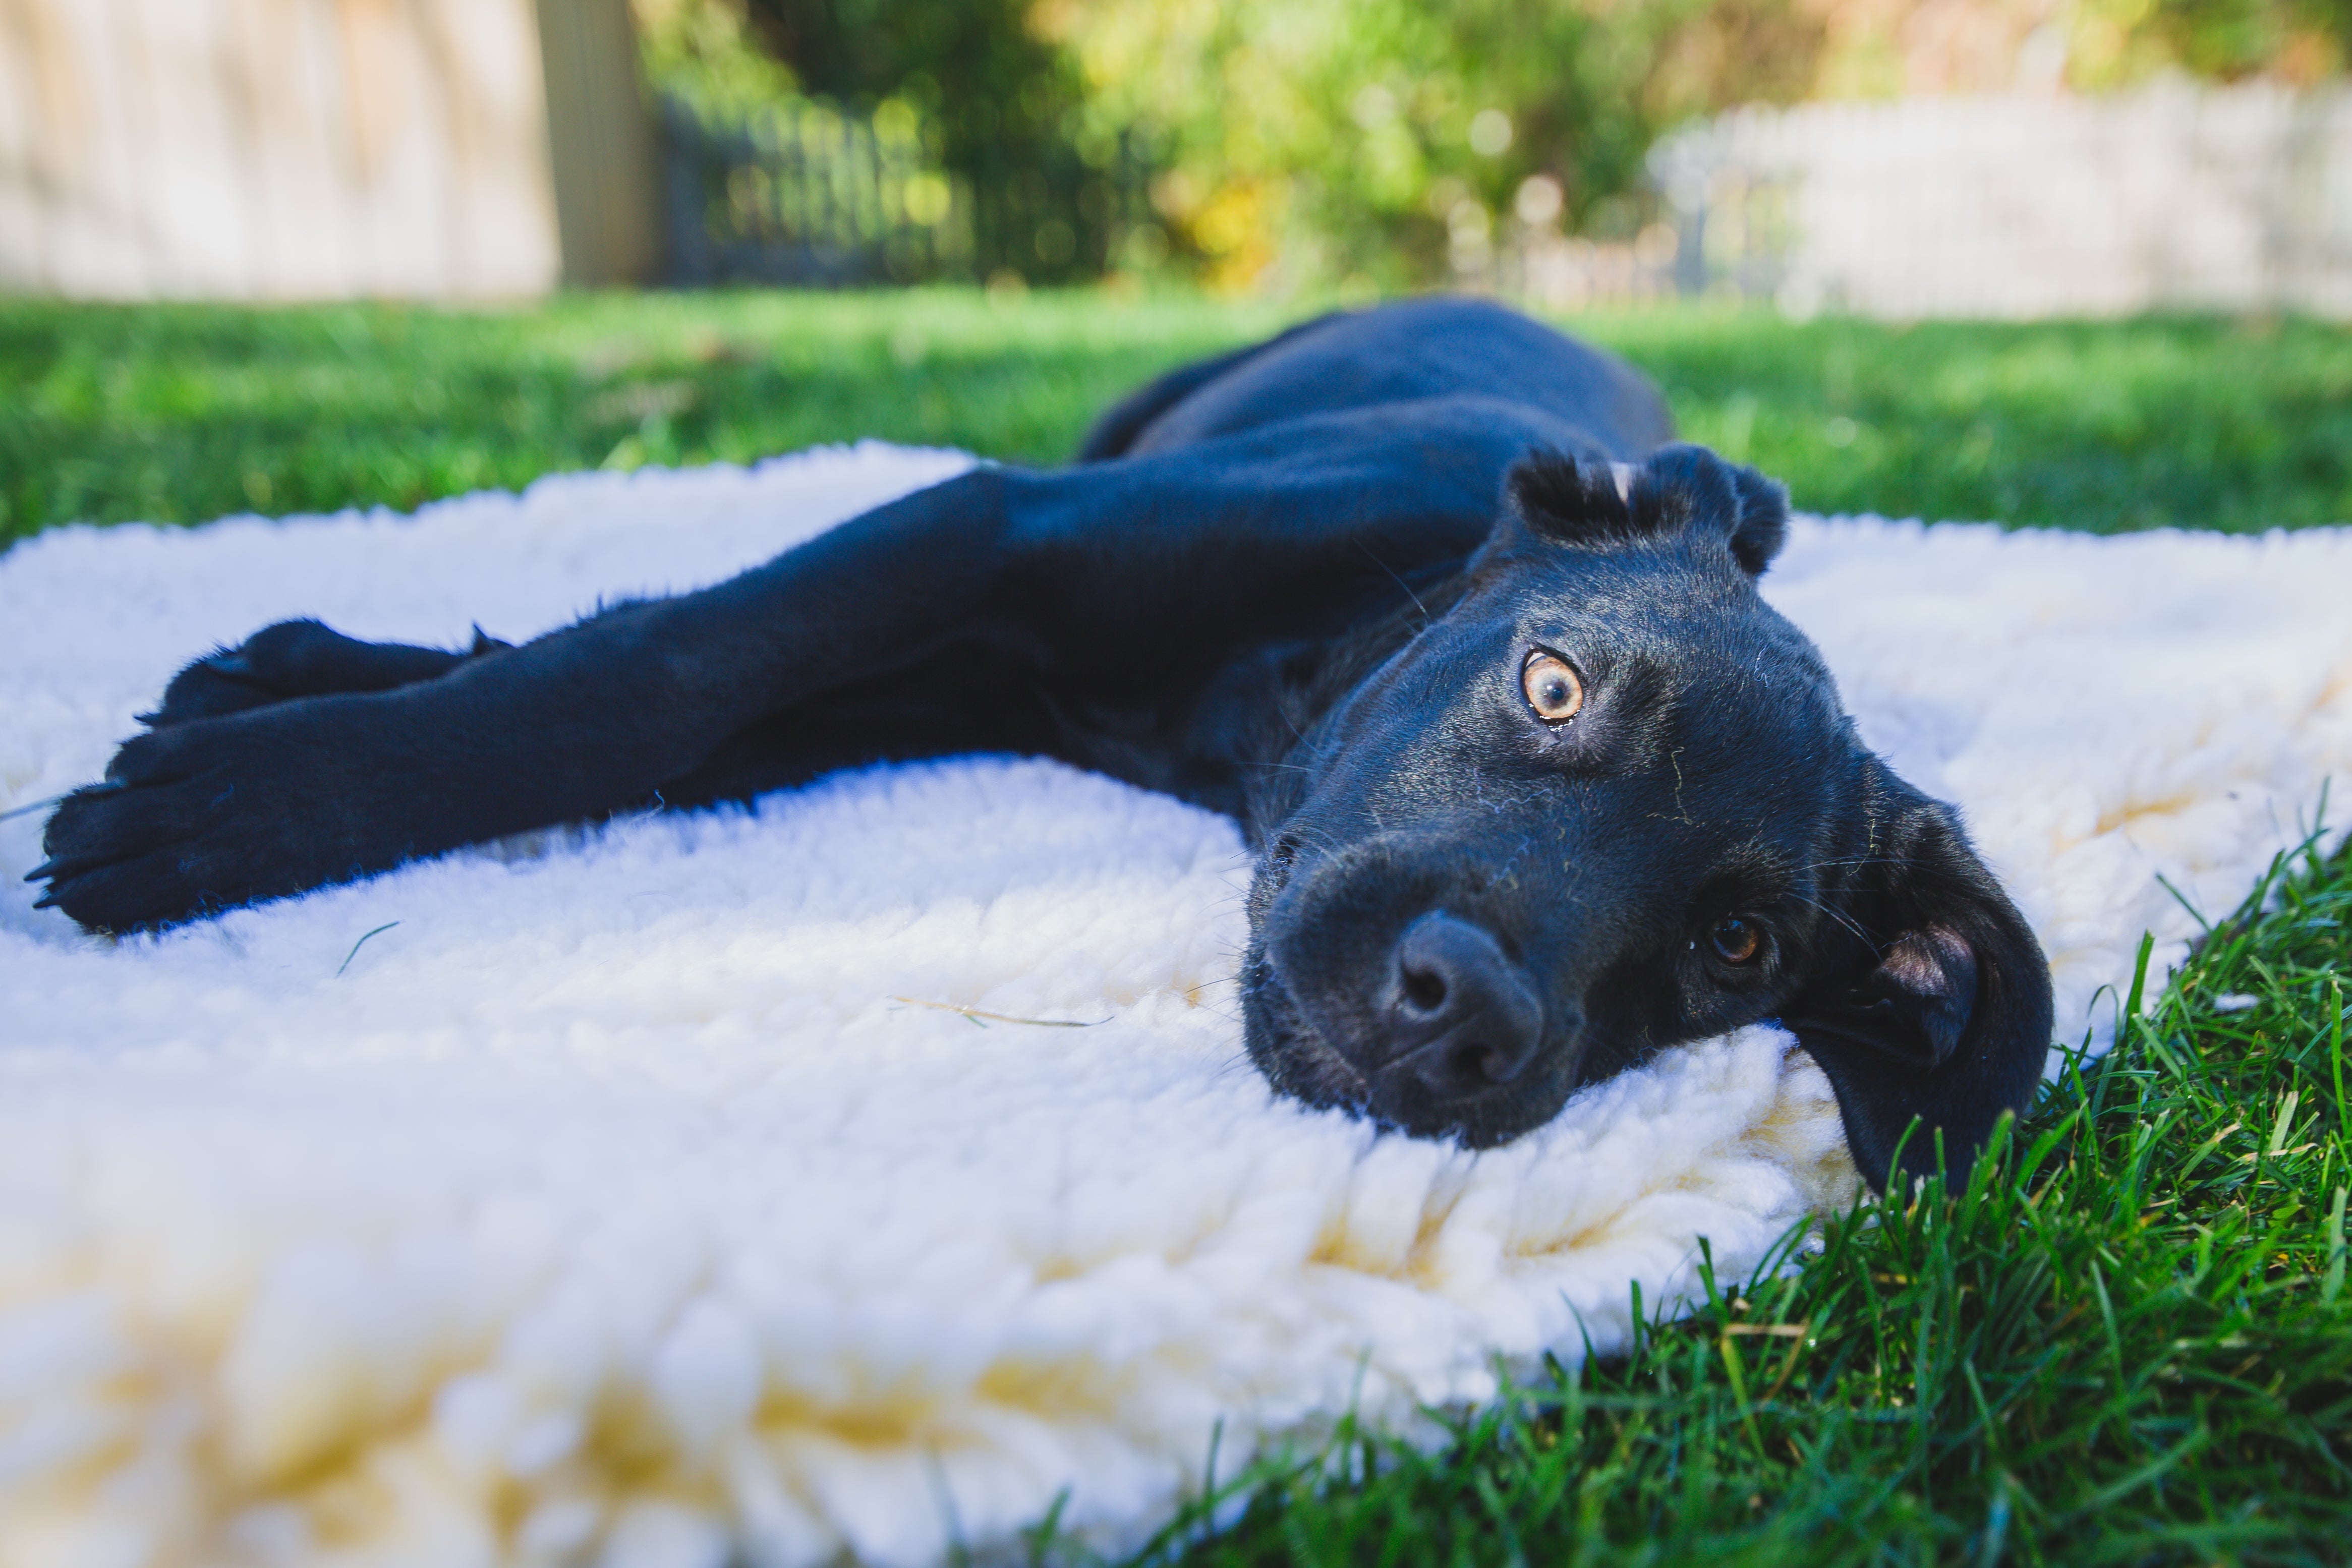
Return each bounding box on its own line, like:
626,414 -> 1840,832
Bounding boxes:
3,444 -> 2349,1568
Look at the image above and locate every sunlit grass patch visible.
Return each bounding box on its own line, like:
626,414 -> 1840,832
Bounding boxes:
5,294 -> 2347,546
0,289 -> 1290,545
1600,311 -> 2352,536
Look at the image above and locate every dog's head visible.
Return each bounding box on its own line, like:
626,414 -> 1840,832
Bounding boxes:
1241,444 -> 2051,1191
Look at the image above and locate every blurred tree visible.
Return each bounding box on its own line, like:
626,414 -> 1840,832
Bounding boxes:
1803,0 -> 2347,92
2124,0 -> 2347,80
734,0 -> 1062,113
637,0 -> 1134,281
1032,0 -> 1830,291
639,0 -> 2347,294
734,0 -> 1116,280
637,0 -> 805,116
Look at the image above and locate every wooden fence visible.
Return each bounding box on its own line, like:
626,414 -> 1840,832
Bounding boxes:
0,0 -> 656,299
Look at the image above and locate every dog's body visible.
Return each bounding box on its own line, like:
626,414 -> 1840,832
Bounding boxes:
32,299 -> 2052,1189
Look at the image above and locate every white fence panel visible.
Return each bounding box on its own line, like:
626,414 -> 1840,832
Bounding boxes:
0,0 -> 563,300
1650,80 -> 2352,319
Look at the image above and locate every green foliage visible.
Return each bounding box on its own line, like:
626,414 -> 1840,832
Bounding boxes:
2070,0 -> 2350,86
1035,0 -> 1823,289
636,0 -> 805,119
636,0 -> 1830,290
1139,833 -> 2352,1565
1042,0 -> 2352,289
637,0 -> 2350,291
642,0 -> 1128,281
2161,0 -> 2350,78
737,0 -> 1111,279
734,0 -> 1072,148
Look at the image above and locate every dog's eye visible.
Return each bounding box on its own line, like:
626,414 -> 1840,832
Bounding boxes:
1521,651 -> 1584,724
1710,917 -> 1763,964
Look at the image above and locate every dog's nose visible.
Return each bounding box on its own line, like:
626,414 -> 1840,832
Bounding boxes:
1376,912 -> 1544,1097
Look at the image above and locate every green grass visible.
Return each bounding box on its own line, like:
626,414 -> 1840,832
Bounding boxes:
6,288 -> 2348,1562
5,295 -> 2348,546
1611,312 -> 2352,535
0,290 -> 1284,546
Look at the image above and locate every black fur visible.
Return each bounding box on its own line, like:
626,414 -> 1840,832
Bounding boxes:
29,298 -> 2052,1191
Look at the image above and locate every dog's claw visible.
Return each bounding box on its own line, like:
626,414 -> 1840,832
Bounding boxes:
30,891 -> 59,910
23,859 -> 60,883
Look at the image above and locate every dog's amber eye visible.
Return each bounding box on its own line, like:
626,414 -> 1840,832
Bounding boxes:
1521,651 -> 1584,723
1710,917 -> 1763,964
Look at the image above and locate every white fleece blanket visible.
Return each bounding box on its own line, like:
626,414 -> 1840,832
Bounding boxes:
3,444 -> 2349,1568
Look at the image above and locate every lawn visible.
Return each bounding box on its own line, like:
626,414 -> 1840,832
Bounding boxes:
5,291 -> 2348,1563
5,294 -> 2351,545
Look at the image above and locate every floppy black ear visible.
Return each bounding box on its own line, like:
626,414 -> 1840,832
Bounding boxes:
1786,765 -> 2053,1193
1502,443 -> 1789,575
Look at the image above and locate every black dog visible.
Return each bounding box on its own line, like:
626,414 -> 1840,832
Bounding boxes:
30,299 -> 2051,1191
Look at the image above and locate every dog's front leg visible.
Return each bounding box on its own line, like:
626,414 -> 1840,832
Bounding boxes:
35,402 -> 1536,934
32,469 -> 1035,933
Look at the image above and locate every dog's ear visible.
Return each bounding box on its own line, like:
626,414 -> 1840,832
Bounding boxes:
1501,444 -> 1788,575
1634,444 -> 1789,575
1502,448 -> 1641,549
1786,763 -> 2053,1193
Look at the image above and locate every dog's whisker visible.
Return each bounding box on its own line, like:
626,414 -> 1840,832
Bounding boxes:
1353,542 -> 1432,630
1776,890 -> 1876,948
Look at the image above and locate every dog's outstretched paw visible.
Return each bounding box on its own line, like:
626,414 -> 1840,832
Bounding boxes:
142,619 -> 506,727
28,695 -> 415,934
